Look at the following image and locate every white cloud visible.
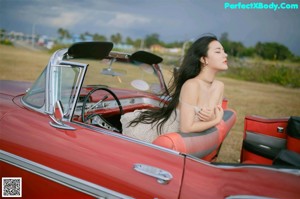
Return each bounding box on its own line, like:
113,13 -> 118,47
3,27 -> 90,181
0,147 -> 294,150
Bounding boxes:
107,12 -> 150,28
1,0 -> 299,55
46,12 -> 86,28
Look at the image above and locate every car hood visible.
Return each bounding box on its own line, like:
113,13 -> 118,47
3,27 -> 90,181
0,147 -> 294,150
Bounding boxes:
0,80 -> 32,97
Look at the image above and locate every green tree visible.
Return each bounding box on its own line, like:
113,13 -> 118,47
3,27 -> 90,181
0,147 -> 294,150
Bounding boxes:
0,28 -> 6,38
220,32 -> 230,52
220,32 -> 229,43
133,38 -> 143,49
229,41 -> 245,57
125,36 -> 134,45
164,41 -> 183,48
110,33 -> 122,44
144,33 -> 160,48
240,47 -> 255,57
93,33 -> 107,41
57,28 -> 71,39
219,32 -> 245,57
255,42 -> 293,60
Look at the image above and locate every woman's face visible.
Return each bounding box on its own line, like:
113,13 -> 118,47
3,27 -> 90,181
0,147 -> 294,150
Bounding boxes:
204,40 -> 228,71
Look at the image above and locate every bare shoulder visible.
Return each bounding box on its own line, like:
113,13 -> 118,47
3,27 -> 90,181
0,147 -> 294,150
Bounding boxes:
182,78 -> 200,90
213,80 -> 224,90
214,80 -> 224,86
181,79 -> 199,96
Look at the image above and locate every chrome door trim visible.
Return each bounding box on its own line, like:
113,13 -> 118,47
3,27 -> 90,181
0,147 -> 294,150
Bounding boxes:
0,150 -> 133,199
226,195 -> 276,199
186,155 -> 300,176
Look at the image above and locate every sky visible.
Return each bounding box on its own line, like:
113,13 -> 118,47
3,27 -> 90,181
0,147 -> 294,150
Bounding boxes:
1,0 -> 300,55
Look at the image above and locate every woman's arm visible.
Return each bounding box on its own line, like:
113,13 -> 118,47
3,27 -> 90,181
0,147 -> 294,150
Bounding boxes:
180,105 -> 223,133
179,80 -> 224,133
216,81 -> 225,106
197,80 -> 224,121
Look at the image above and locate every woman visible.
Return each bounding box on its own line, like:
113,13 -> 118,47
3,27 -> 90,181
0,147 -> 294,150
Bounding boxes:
121,34 -> 228,142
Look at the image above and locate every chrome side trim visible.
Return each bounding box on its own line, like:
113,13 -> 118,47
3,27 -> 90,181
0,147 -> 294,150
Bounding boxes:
186,155 -> 300,176
0,150 -> 133,199
49,121 -> 76,130
226,195 -> 276,199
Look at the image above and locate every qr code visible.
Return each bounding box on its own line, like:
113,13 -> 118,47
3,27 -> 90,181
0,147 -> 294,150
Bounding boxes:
2,177 -> 22,197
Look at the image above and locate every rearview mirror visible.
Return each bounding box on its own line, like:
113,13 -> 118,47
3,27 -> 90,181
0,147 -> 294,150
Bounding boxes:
101,68 -> 126,76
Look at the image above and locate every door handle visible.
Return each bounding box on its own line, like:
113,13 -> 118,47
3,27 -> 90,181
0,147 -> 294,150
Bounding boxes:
133,163 -> 173,184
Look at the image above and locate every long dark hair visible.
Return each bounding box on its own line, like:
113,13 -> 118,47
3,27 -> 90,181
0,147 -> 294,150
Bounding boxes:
128,35 -> 218,134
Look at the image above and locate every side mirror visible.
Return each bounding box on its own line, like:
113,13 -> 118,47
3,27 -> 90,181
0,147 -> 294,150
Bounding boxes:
49,100 -> 75,130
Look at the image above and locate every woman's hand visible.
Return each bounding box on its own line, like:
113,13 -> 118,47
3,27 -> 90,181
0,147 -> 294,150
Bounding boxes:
214,105 -> 224,123
196,107 -> 215,121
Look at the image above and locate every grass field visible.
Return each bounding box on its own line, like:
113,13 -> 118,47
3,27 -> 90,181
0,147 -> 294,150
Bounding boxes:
1,44 -> 299,163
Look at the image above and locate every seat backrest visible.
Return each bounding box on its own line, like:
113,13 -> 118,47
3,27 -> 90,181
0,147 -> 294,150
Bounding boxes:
153,109 -> 236,161
286,116 -> 300,153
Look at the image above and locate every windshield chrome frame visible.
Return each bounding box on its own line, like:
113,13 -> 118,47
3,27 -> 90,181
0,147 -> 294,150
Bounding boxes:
22,47 -> 169,122
22,48 -> 88,123
45,49 -> 88,122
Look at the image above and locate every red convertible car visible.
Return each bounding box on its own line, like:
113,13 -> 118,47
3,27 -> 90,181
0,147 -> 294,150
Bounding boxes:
1,42 -> 299,198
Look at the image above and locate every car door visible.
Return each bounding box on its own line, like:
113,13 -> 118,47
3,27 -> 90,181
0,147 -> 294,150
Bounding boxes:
1,55 -> 185,198
180,156 -> 300,199
1,97 -> 185,198
241,115 -> 289,165
0,88 -> 188,198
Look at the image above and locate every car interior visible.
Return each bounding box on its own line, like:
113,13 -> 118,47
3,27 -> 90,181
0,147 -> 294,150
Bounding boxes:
71,50 -> 166,133
53,42 -> 299,165
241,115 -> 300,167
67,49 -> 237,162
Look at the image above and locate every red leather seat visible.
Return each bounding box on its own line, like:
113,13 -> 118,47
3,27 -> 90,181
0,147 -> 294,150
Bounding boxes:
286,116 -> 300,153
241,116 -> 300,165
153,109 -> 236,161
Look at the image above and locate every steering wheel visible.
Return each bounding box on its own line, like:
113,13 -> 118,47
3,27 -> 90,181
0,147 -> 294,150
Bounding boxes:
81,87 -> 123,132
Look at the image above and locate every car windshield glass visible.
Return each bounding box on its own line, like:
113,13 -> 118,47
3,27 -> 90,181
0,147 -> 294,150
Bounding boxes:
73,58 -> 164,95
22,67 -> 46,108
50,65 -> 82,116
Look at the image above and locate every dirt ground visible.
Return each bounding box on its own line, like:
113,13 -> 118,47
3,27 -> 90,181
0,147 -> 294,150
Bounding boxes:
1,44 -> 299,163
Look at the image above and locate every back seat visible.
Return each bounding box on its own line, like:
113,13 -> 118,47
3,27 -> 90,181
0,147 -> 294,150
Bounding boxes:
242,116 -> 300,166
153,109 -> 236,161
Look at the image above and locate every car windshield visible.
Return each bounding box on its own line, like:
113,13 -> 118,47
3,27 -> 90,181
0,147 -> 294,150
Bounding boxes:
22,67 -> 47,109
73,57 -> 164,95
